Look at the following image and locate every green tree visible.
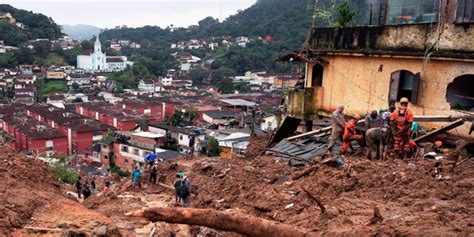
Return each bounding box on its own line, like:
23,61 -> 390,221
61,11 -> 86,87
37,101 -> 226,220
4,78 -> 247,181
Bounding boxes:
210,67 -> 236,85
208,137 -> 221,157
216,78 -> 234,94
335,0 -> 355,28
49,162 -> 79,185
187,67 -> 209,85
235,83 -> 251,93
0,53 -> 18,68
198,16 -> 219,29
133,57 -> 166,76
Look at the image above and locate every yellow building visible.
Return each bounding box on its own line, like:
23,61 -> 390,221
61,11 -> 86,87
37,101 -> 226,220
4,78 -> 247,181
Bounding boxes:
46,71 -> 66,80
284,0 -> 474,135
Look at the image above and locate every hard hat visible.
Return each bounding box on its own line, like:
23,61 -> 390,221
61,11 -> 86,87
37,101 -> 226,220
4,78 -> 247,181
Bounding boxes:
434,141 -> 443,147
353,114 -> 361,120
400,97 -> 410,103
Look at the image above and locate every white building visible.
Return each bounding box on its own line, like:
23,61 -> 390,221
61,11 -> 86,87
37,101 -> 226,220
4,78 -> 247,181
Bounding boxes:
77,35 -> 107,72
106,56 -> 130,71
162,76 -> 173,86
236,36 -> 249,48
261,115 -> 278,132
77,35 -> 132,72
138,79 -> 155,92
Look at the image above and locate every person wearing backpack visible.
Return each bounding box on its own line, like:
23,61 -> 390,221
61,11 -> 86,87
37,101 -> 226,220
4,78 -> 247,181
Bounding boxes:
173,173 -> 183,205
82,183 -> 91,199
180,176 -> 191,207
131,166 -> 142,191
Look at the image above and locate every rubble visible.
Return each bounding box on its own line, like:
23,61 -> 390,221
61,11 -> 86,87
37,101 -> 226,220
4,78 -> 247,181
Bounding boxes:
151,155 -> 473,236
0,146 -> 120,236
1,139 -> 473,236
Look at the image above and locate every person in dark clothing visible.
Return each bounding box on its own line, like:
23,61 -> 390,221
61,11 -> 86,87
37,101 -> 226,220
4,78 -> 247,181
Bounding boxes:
150,165 -> 158,184
173,174 -> 183,205
189,136 -> 195,156
200,138 -> 208,156
105,179 -> 111,189
91,178 -> 96,194
365,110 -> 382,129
75,176 -> 82,198
180,176 -> 191,207
82,184 -> 91,199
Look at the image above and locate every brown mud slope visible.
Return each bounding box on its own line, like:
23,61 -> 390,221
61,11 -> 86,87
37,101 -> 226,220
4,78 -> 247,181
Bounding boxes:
0,147 -> 119,236
156,156 -> 474,236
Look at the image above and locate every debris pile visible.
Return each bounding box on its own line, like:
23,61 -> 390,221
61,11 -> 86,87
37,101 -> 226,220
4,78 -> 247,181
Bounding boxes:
153,155 -> 474,236
0,147 -> 120,236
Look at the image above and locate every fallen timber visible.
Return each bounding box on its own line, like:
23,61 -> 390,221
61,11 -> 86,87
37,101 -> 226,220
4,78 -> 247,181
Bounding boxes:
128,207 -> 318,237
287,115 -> 474,141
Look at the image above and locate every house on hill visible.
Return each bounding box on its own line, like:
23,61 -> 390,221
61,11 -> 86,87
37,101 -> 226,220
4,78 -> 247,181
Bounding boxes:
281,0 -> 474,135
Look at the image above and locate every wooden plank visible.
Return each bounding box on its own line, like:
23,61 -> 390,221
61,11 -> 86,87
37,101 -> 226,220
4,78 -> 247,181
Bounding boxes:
287,126 -> 332,141
414,119 -> 465,143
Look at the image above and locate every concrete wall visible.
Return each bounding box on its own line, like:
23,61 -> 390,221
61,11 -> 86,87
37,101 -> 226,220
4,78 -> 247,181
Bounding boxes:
378,24 -> 474,52
305,54 -> 474,135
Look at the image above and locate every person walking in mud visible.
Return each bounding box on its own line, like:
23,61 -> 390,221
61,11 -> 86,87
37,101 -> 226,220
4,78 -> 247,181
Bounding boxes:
75,176 -> 82,199
328,105 -> 346,156
179,175 -> 192,207
131,166 -> 142,191
91,177 -> 96,194
150,164 -> 158,185
174,173 -> 183,205
82,183 -> 91,199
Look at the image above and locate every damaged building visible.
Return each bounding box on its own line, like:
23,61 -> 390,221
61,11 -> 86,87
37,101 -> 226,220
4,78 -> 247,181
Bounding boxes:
282,0 -> 474,135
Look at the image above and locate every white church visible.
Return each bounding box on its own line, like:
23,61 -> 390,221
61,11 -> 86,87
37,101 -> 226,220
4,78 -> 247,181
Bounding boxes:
77,34 -> 132,72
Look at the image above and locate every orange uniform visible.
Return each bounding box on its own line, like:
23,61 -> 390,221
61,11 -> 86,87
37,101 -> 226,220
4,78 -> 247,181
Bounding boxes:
340,119 -> 363,155
390,108 -> 414,153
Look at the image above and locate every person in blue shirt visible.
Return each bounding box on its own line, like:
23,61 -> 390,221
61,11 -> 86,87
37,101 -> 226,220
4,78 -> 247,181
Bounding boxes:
131,166 -> 142,191
144,152 -> 157,169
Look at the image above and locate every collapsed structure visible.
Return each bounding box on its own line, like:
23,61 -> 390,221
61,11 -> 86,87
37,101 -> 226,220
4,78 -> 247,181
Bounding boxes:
280,0 -> 474,135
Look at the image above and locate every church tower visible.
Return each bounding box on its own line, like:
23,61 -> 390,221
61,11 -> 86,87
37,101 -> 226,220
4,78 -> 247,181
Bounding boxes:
91,33 -> 107,71
94,34 -> 102,53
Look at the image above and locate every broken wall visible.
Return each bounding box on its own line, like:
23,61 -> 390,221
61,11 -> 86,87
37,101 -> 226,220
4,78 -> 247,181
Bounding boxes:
311,54 -> 474,135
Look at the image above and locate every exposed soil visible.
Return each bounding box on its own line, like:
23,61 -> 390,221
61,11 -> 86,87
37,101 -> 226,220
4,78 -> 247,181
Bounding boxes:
153,155 -> 474,236
1,144 -> 473,236
0,147 -> 119,236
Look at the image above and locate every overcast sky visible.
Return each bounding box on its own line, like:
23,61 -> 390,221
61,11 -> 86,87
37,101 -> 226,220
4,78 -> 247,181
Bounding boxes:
3,0 -> 257,28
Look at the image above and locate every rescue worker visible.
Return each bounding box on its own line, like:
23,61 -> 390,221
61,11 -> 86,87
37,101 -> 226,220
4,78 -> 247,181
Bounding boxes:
365,110 -> 381,129
340,114 -> 364,155
390,97 -> 414,159
328,105 -> 346,155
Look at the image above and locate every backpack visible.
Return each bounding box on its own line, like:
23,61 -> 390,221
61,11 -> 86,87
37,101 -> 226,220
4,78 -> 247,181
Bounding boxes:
177,179 -> 190,198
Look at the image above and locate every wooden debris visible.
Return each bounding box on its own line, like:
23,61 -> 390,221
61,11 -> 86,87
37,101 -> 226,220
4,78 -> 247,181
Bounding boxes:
292,163 -> 321,180
24,226 -> 64,233
127,207 -> 318,237
365,207 -> 383,226
414,119 -> 464,143
301,187 -> 326,213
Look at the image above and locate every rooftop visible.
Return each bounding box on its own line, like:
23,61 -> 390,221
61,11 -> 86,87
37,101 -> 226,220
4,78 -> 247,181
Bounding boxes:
221,99 -> 256,107
203,110 -> 238,120
148,123 -> 196,136
3,116 -> 66,140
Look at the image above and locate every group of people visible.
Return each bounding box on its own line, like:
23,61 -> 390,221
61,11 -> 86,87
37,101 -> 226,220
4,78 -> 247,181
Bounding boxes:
328,97 -> 416,166
173,172 -> 192,207
132,152 -> 193,207
188,136 -> 209,156
131,152 -> 163,191
75,176 -> 97,200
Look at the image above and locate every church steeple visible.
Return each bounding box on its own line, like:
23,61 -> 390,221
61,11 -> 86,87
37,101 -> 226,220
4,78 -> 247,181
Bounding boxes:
94,34 -> 102,53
